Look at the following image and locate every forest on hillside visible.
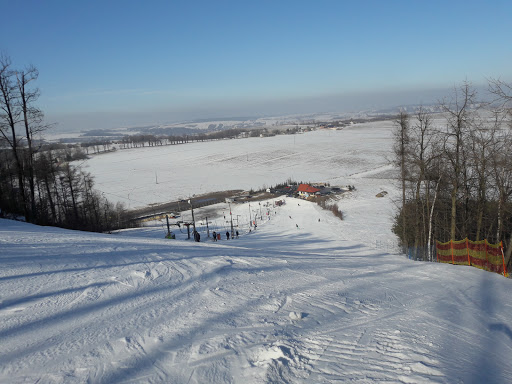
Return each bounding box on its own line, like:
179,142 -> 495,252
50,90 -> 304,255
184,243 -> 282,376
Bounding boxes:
392,80 -> 512,270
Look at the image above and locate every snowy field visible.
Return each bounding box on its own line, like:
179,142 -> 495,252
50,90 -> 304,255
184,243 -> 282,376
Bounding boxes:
1,121 -> 512,383
80,122 -> 395,209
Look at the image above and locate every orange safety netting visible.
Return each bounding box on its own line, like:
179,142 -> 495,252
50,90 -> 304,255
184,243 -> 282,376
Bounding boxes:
436,239 -> 508,277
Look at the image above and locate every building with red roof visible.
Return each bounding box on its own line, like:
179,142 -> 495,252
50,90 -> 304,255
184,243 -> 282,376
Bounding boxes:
297,183 -> 320,198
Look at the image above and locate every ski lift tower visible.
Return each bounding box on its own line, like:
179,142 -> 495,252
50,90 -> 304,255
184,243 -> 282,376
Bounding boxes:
226,198 -> 235,238
189,197 -> 196,234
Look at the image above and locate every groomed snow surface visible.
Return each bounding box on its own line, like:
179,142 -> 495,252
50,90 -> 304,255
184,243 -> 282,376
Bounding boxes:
2,123 -> 512,383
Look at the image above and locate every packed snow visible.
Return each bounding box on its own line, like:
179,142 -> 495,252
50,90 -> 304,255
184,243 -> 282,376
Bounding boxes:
1,121 -> 512,383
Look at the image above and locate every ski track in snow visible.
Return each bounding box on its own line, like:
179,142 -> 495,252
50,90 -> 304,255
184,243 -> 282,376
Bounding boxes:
1,124 -> 512,383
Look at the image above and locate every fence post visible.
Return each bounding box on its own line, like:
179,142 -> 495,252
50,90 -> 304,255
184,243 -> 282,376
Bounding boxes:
466,238 -> 470,266
485,239 -> 488,272
451,239 -> 454,264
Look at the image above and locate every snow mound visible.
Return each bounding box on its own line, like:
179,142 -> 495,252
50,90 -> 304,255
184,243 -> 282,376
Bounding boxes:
288,311 -> 305,321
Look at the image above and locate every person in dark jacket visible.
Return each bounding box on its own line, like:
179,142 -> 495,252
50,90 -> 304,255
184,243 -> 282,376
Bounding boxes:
226,231 -> 230,240
212,231 -> 217,241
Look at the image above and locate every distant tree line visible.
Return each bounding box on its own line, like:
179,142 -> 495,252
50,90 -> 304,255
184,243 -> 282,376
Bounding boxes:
0,56 -> 131,232
81,128 -> 255,151
392,80 -> 512,269
78,126 -> 308,153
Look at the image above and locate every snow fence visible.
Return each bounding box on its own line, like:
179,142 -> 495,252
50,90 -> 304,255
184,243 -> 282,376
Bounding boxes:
436,239 -> 508,277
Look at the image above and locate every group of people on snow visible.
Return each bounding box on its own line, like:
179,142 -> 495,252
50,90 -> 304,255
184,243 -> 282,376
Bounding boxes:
206,230 -> 240,242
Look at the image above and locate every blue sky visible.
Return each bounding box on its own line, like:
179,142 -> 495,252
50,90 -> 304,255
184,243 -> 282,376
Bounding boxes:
1,0 -> 511,130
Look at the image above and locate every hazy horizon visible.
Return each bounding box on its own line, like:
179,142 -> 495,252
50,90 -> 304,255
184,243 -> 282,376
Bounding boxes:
46,84 -> 486,133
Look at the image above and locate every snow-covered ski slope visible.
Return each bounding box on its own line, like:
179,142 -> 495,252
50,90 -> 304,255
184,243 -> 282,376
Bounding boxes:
2,120 -> 512,383
2,200 -> 512,383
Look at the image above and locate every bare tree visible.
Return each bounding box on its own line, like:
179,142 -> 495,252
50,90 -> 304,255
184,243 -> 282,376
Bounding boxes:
16,65 -> 49,221
441,81 -> 476,241
410,107 -> 444,259
0,55 -> 29,219
488,78 -> 512,109
393,110 -> 410,249
490,123 -> 512,266
487,78 -> 512,267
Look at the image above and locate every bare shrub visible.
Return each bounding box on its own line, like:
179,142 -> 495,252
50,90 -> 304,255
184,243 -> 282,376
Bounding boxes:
315,196 -> 343,220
